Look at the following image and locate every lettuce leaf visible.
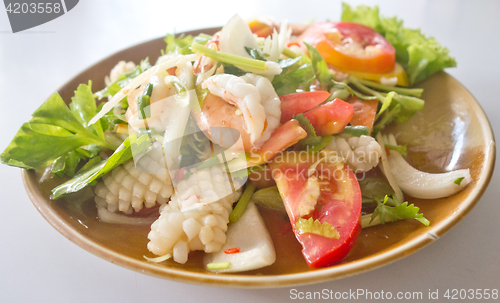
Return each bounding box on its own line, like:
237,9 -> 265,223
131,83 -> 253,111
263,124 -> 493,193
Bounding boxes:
342,3 -> 456,85
50,134 -> 152,199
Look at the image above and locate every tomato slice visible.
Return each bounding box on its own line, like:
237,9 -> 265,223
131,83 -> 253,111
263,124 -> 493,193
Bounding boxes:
346,96 -> 378,131
279,91 -> 331,123
303,98 -> 353,136
269,151 -> 362,267
298,22 -> 395,74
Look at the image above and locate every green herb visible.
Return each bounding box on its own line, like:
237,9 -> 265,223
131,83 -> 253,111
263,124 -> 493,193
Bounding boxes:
70,82 -> 104,139
386,144 -> 408,157
77,156 -> 102,174
342,3 -> 456,85
293,114 -> 332,152
370,195 -> 430,226
50,134 -> 152,199
165,33 -> 194,55
206,262 -> 231,270
138,83 -> 153,120
192,43 -> 267,71
229,183 -> 256,223
221,63 -> 248,76
1,87 -> 115,170
294,217 -> 340,238
454,177 -> 465,185
244,47 -> 266,61
251,186 -> 286,211
51,146 -> 100,178
352,77 -> 423,97
358,177 -> 394,202
271,57 -> 315,95
341,125 -> 371,137
95,58 -> 151,100
303,42 -> 333,87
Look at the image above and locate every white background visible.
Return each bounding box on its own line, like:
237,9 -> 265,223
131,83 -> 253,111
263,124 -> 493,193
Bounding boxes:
0,0 -> 499,302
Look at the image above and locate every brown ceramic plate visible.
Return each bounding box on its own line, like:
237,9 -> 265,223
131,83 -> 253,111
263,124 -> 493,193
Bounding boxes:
22,28 -> 495,288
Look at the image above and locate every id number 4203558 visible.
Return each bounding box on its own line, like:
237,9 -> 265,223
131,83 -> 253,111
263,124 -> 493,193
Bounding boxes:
443,289 -> 498,300
5,2 -> 62,14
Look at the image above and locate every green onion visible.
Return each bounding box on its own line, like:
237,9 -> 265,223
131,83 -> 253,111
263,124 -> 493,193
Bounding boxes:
206,261 -> 231,270
341,125 -> 371,137
192,43 -> 267,71
229,183 -> 256,223
282,47 -> 299,59
386,144 -> 408,157
353,77 -> 424,97
138,83 -> 153,120
454,177 -> 465,185
143,253 -> 172,263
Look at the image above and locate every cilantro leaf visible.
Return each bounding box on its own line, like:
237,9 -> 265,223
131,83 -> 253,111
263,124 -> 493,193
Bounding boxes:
70,82 -> 104,140
295,217 -> 340,238
370,195 -> 430,226
272,57 -> 315,95
51,134 -> 152,199
244,47 -> 266,61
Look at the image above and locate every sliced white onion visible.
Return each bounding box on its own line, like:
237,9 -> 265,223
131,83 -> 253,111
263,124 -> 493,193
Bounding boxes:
219,14 -> 261,59
375,132 -> 404,203
385,134 -> 472,199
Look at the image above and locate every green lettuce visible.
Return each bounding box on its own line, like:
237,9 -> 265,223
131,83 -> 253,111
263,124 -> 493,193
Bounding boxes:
342,3 -> 456,85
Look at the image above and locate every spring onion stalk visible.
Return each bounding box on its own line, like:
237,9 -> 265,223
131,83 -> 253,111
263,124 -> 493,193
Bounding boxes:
206,261 -> 231,270
282,47 -> 299,59
192,43 -> 267,71
349,76 -> 425,110
143,253 -> 173,263
229,183 -> 256,223
352,77 -> 424,97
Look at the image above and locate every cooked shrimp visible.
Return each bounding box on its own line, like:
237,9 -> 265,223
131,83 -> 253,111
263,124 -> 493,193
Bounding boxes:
197,74 -> 281,152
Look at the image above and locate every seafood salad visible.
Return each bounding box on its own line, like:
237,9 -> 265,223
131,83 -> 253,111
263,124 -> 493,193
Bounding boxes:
2,4 -> 471,272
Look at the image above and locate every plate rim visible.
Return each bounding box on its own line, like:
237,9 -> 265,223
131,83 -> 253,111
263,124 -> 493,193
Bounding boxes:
20,30 -> 496,288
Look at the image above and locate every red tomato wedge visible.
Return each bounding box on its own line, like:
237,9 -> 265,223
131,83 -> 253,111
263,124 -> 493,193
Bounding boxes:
303,98 -> 353,136
298,22 -> 396,74
280,91 -> 331,123
269,151 -> 362,267
346,96 -> 379,131
247,119 -> 307,166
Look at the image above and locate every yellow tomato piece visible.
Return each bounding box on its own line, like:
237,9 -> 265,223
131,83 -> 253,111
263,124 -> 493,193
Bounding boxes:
338,62 -> 409,87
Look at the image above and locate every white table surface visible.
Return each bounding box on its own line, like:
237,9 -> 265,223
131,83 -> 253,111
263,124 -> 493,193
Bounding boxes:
1,0 -> 499,302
